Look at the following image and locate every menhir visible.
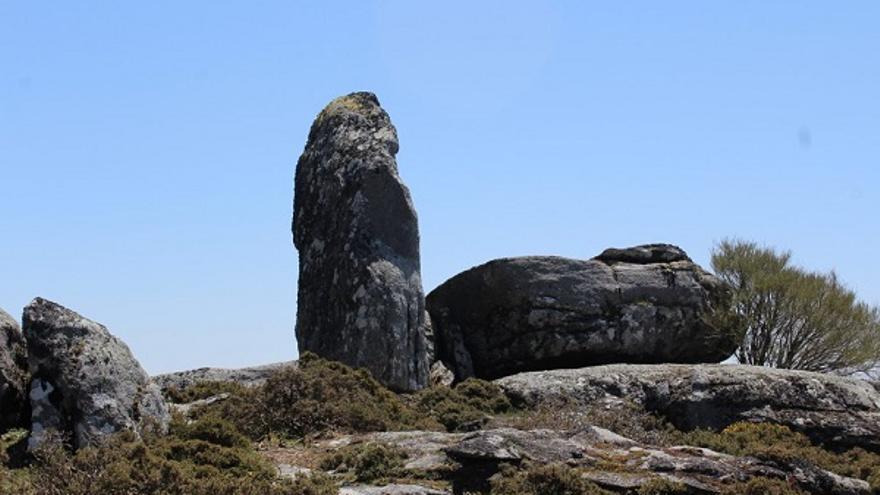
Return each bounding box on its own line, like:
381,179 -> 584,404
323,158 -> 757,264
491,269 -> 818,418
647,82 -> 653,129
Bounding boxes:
293,92 -> 429,392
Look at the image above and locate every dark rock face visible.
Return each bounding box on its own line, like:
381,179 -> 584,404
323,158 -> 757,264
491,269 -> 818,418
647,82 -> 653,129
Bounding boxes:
0,308 -> 29,432
293,92 -> 429,392
23,298 -> 170,449
497,363 -> 880,452
427,244 -> 736,380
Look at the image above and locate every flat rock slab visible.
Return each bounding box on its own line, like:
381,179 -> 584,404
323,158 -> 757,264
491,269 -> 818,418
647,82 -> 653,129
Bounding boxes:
152,361 -> 295,392
340,484 -> 449,495
497,363 -> 880,451
427,244 -> 736,381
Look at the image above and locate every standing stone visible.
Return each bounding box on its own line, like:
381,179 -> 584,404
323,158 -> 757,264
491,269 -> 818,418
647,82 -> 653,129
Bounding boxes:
23,298 -> 170,449
0,308 -> 28,432
293,92 -> 429,392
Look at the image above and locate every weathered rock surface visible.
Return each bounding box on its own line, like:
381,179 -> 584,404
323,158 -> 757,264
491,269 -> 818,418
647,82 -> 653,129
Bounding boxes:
340,485 -> 449,495
293,92 -> 430,392
445,428 -> 869,495
0,308 -> 28,432
497,363 -> 880,452
427,244 -> 736,380
23,298 -> 170,449
152,360 -> 295,392
264,428 -> 868,495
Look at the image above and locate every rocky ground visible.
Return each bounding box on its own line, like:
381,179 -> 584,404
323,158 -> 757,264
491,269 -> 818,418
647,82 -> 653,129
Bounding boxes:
154,356 -> 880,495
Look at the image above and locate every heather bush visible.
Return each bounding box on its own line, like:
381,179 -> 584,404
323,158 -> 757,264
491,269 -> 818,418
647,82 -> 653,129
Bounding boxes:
413,378 -> 511,432
319,441 -> 406,483
489,463 -> 610,495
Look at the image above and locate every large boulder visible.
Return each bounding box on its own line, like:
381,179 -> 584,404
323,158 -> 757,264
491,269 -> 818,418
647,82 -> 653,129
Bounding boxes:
497,363 -> 880,452
293,92 -> 430,392
23,298 -> 170,449
0,308 -> 28,432
427,244 -> 736,380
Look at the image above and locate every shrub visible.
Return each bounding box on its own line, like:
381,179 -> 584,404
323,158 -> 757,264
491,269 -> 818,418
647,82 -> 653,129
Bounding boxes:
172,416 -> 250,449
188,352 -> 438,441
12,416 -> 319,495
256,352 -> 435,438
719,477 -> 805,495
489,463 -> 611,495
636,478 -> 688,494
712,239 -> 880,373
682,422 -> 880,489
414,378 -> 511,432
319,441 -> 406,483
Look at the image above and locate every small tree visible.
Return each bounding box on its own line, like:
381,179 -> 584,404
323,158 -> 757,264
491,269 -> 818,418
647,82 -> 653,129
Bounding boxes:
711,239 -> 880,374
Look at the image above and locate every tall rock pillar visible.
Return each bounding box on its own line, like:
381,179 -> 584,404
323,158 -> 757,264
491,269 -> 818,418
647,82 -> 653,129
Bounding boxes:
293,92 -> 429,391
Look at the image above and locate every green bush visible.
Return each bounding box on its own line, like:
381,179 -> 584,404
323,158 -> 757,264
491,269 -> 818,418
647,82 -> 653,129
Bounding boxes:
414,378 -> 511,432
173,416 -> 250,449
1,416 -> 331,495
489,463 -> 611,495
712,239 -> 880,373
174,355 -> 516,439
256,353 -> 436,438
636,478 -> 688,494
683,422 -> 880,490
319,441 -> 406,483
719,477 -> 805,495
187,353 -> 439,441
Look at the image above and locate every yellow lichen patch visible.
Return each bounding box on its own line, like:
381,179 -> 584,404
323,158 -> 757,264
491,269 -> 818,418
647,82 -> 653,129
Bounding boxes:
316,94 -> 373,123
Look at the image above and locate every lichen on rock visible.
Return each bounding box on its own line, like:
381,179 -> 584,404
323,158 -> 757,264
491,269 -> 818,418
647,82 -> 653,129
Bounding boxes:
293,91 -> 430,392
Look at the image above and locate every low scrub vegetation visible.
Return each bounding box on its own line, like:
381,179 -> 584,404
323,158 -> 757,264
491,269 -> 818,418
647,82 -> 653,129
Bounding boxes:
318,441 -> 406,483
412,377 -> 511,432
682,422 -> 880,491
0,416 -> 338,495
7,356 -> 880,494
179,352 -> 511,440
182,352 -> 437,440
496,399 -> 680,446
489,463 -> 611,495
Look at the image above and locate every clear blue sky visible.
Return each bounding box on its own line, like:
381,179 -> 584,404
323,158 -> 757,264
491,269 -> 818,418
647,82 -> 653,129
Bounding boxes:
2,2 -> 878,374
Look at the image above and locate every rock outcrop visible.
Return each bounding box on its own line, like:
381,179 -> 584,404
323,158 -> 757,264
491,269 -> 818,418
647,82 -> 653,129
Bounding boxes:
293,92 -> 430,392
447,428 -> 869,495
265,428 -> 869,495
23,298 -> 170,449
0,308 -> 28,432
497,363 -> 880,452
152,360 -> 295,393
427,244 -> 736,380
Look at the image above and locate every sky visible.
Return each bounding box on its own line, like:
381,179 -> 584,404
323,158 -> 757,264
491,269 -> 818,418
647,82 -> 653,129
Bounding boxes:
1,2 -> 878,375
